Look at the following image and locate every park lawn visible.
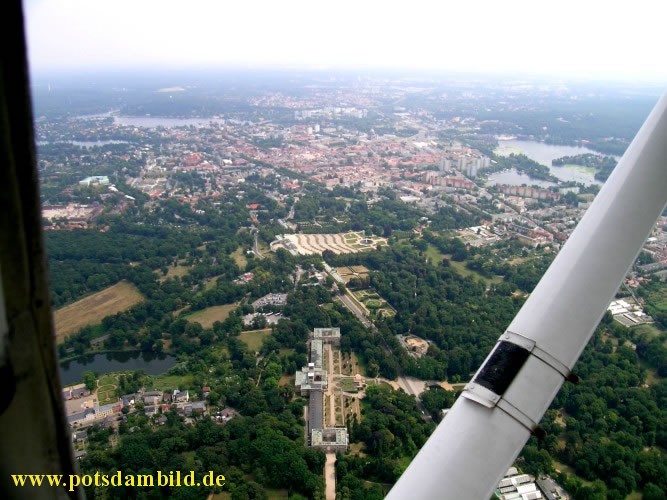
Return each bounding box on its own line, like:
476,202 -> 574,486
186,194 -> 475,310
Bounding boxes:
98,374 -> 116,387
157,264 -> 191,282
186,304 -> 238,328
238,329 -> 272,352
54,281 -> 145,342
147,373 -> 194,392
351,352 -> 366,377
98,388 -> 117,405
97,373 -> 118,404
633,322 -> 664,340
340,378 -> 358,392
424,243 -> 447,266
203,275 -> 223,291
348,442 -> 367,457
448,256 -> 489,281
425,244 -> 502,284
552,460 -> 593,487
231,246 -> 248,270
644,286 -> 667,316
366,380 -> 393,390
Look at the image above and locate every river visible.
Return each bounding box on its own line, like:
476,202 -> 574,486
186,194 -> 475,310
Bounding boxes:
490,139 -> 606,186
59,351 -> 177,386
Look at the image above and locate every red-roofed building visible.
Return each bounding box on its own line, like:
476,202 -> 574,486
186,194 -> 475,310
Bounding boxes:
183,153 -> 202,166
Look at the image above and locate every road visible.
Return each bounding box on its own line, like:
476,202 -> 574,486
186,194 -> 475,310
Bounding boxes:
324,453 -> 336,500
252,230 -> 263,259
293,265 -> 304,289
287,202 -> 296,221
396,374 -> 426,398
336,294 -> 371,328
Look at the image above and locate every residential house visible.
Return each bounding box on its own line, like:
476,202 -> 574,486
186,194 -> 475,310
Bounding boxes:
173,390 -> 189,403
192,401 -> 207,415
143,391 -> 162,406
120,394 -> 135,408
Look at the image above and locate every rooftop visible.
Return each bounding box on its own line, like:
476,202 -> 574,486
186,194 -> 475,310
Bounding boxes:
311,427 -> 349,447
313,327 -> 341,339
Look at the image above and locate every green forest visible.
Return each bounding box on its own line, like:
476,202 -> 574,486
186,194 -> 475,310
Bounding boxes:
46,176 -> 665,499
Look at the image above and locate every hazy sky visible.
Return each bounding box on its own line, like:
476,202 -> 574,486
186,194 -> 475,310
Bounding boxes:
23,0 -> 667,82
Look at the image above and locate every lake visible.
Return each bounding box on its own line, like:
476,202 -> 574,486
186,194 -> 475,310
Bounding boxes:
492,139 -> 605,186
60,351 -> 177,386
70,140 -> 129,148
36,140 -> 129,148
485,169 -> 556,188
113,116 -> 224,128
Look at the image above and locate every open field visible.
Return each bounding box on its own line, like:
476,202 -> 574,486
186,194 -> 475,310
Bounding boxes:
231,246 -> 248,270
157,264 -> 191,282
54,281 -> 145,342
186,304 -> 237,328
280,232 -> 388,256
238,328 -> 272,352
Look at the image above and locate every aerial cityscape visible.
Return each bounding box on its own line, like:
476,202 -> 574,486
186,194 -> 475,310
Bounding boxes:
29,71 -> 666,499
14,0 -> 667,498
